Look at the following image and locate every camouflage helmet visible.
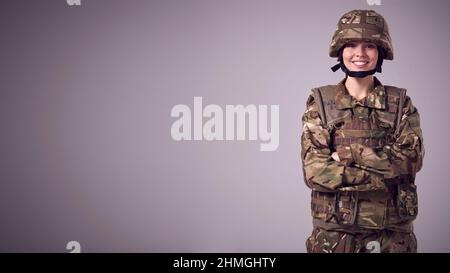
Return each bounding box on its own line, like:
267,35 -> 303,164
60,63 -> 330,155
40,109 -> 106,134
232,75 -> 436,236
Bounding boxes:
329,10 -> 394,60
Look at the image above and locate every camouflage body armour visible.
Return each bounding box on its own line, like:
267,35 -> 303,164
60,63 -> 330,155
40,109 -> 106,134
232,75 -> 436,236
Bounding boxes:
301,78 -> 424,253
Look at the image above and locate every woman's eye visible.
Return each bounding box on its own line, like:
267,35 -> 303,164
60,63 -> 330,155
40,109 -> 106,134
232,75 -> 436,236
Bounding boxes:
366,44 -> 377,49
345,43 -> 356,48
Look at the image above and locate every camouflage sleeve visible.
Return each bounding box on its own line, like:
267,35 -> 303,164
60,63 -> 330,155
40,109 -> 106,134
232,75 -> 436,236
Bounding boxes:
349,96 -> 424,179
301,95 -> 385,192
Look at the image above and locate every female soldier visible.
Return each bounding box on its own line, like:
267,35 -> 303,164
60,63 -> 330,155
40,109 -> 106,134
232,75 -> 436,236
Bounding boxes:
301,10 -> 424,253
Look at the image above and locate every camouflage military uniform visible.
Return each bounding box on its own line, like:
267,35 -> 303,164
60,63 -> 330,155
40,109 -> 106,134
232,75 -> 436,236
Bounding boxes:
301,10 -> 424,253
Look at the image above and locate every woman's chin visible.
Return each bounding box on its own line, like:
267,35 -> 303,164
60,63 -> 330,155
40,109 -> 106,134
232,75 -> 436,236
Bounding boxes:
348,64 -> 375,71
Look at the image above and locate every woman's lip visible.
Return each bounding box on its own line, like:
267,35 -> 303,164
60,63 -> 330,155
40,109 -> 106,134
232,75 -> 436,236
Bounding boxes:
352,61 -> 369,65
351,61 -> 370,68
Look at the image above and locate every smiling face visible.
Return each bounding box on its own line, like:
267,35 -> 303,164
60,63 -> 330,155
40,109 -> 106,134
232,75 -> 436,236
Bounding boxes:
342,41 -> 379,71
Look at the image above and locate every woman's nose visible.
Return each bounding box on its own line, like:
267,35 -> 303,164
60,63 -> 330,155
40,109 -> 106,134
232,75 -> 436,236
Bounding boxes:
354,45 -> 367,57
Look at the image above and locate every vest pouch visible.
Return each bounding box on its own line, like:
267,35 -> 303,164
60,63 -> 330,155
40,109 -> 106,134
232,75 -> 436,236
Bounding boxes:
397,182 -> 418,221
311,191 -> 358,226
355,191 -> 390,228
336,192 -> 358,225
311,191 -> 335,221
356,199 -> 387,228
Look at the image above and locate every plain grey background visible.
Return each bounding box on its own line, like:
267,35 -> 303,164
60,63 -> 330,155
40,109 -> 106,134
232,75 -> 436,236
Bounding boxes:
0,0 -> 448,252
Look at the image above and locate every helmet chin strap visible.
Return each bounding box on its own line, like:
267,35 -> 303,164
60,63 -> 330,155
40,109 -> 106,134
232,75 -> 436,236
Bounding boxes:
338,63 -> 378,78
330,47 -> 384,78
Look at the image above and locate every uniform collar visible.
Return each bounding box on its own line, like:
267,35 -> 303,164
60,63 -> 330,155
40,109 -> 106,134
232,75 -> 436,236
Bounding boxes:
335,77 -> 386,110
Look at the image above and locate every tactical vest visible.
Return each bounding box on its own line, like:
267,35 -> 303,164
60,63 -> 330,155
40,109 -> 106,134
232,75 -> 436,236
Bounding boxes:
310,84 -> 418,232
